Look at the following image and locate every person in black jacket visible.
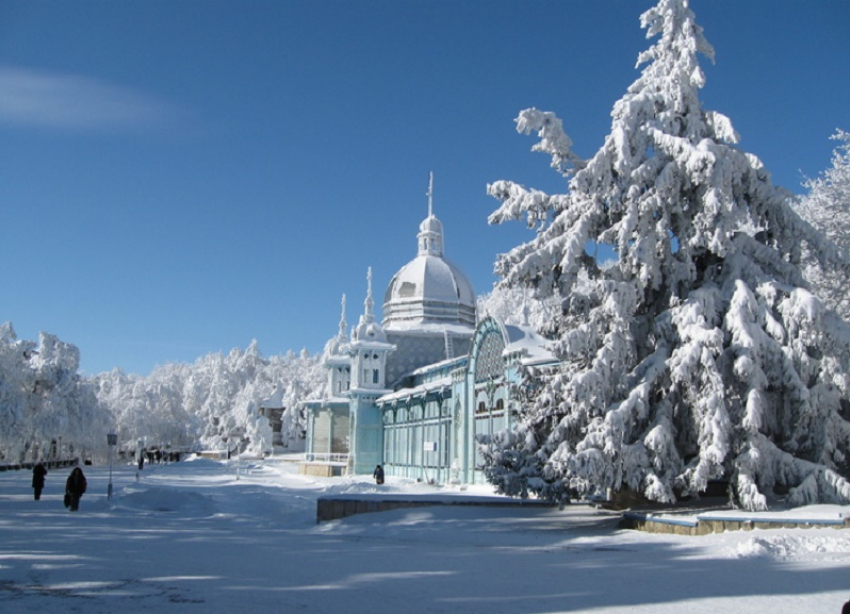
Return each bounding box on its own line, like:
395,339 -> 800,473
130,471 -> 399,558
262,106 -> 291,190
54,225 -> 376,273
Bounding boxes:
373,464 -> 384,485
65,467 -> 87,512
32,463 -> 47,500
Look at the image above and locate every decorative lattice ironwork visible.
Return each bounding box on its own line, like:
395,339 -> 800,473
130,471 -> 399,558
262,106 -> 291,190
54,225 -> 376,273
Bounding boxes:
474,329 -> 505,383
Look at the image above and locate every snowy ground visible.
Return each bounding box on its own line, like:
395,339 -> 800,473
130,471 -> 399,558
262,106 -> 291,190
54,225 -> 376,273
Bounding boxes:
1,457 -> 848,614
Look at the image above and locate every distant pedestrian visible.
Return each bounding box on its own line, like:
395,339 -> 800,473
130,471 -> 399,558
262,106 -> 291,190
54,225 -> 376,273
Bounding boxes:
138,452 -> 145,471
373,464 -> 384,485
65,467 -> 87,512
32,463 -> 47,500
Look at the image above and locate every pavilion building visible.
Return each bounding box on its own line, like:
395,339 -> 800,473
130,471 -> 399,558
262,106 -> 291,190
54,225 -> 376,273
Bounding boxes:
302,176 -> 554,484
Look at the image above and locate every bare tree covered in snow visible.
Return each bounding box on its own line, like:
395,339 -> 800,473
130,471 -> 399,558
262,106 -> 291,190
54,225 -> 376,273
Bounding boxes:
482,0 -> 850,510
794,130 -> 850,321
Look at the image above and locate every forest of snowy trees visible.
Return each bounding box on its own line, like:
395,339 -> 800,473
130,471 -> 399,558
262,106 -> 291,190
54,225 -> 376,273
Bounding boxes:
1,0 -> 848,513
481,0 -> 850,510
0,326 -> 324,465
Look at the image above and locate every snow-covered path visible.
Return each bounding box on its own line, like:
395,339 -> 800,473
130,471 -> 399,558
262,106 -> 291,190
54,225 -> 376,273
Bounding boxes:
1,458 -> 848,613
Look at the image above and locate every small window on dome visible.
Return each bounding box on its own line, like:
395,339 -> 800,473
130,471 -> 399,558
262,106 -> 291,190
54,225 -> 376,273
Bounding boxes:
399,281 -> 416,298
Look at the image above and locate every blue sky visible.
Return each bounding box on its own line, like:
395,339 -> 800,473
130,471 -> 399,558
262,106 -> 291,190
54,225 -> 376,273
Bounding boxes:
1,0 -> 848,376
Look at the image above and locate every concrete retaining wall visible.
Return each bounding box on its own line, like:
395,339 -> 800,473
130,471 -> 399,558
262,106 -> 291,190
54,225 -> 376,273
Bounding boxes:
621,512 -> 850,535
316,496 -> 555,523
317,499 -> 441,522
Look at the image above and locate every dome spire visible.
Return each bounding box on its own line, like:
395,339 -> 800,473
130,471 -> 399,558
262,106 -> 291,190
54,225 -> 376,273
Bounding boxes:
338,294 -> 348,342
418,172 -> 444,257
352,266 -> 387,343
427,171 -> 434,218
364,267 -> 374,323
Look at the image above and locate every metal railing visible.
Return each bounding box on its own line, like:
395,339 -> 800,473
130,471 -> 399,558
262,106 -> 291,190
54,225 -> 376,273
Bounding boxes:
0,458 -> 79,472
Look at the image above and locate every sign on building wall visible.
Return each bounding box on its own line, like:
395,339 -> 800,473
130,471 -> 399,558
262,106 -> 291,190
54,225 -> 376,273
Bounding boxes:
423,441 -> 438,452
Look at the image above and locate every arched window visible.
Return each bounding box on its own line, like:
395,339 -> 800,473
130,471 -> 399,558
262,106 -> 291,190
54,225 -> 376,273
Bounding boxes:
474,331 -> 505,383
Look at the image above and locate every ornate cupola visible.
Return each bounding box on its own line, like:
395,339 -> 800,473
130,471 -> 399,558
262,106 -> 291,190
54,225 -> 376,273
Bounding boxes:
417,173 -> 444,257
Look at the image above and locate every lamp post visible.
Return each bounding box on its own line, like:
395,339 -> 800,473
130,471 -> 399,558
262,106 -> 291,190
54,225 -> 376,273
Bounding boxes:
107,433 -> 117,499
230,428 -> 244,481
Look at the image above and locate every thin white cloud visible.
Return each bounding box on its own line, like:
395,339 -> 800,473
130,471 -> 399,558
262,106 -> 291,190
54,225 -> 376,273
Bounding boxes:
0,65 -> 181,132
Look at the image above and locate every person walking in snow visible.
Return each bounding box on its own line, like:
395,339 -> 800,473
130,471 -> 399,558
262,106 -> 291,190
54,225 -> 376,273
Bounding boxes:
373,464 -> 384,485
32,462 -> 47,500
65,466 -> 87,512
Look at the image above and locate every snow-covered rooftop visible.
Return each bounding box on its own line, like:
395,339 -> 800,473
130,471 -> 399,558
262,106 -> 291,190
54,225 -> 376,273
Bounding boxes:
503,324 -> 557,366
377,375 -> 453,404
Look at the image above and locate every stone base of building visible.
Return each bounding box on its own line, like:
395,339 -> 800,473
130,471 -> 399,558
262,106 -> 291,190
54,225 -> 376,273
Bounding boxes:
299,462 -> 346,478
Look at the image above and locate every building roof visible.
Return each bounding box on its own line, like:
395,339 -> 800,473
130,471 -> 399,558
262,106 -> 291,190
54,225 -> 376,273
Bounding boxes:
503,324 -> 557,366
382,208 -> 476,330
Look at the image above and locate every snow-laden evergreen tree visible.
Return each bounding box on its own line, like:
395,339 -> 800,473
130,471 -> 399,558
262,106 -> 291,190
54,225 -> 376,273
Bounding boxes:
794,130 -> 850,321
483,0 -> 850,510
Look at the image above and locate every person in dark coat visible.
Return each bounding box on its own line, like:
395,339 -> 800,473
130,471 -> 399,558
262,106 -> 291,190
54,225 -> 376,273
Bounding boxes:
32,463 -> 47,500
373,464 -> 384,485
65,467 -> 87,512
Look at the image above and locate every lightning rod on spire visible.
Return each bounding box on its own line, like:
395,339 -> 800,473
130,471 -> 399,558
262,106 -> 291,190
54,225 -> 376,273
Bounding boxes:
427,171 -> 434,218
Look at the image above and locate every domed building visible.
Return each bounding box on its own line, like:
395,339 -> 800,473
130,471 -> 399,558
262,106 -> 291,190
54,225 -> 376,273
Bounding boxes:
380,182 -> 477,387
302,176 -> 554,482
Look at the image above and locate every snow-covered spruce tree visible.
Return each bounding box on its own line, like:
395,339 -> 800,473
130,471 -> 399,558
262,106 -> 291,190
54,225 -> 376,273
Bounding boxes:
794,130 -> 850,321
483,0 -> 850,510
